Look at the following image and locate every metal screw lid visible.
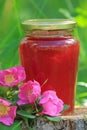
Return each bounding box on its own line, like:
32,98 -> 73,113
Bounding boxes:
22,19 -> 76,32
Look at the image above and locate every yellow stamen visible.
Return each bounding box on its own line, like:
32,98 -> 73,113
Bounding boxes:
0,103 -> 10,117
4,74 -> 15,84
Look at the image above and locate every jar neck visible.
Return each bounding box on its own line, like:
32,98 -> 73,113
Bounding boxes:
25,29 -> 74,38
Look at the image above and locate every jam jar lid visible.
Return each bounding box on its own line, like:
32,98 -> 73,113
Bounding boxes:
22,19 -> 76,32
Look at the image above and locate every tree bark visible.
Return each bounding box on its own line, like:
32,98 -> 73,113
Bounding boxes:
22,107 -> 87,130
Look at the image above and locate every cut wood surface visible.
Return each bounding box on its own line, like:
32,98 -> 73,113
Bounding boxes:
22,107 -> 87,130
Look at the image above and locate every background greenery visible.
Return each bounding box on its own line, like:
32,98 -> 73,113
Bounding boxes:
0,0 -> 87,105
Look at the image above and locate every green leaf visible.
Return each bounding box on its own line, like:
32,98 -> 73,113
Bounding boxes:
12,91 -> 19,102
45,116 -> 61,122
63,105 -> 70,111
17,110 -> 36,119
0,120 -> 21,130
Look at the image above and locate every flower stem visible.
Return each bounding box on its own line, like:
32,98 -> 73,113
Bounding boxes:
41,79 -> 48,88
34,101 -> 38,113
25,118 -> 33,130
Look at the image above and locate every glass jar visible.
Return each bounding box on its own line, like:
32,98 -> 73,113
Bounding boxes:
19,19 -> 80,114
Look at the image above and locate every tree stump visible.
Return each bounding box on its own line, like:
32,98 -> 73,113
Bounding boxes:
22,107 -> 87,130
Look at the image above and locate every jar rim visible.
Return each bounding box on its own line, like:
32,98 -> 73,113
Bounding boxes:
22,19 -> 76,31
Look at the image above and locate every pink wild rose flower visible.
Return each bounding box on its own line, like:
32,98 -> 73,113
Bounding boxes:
0,98 -> 17,126
0,66 -> 26,87
39,90 -> 64,116
17,80 -> 41,105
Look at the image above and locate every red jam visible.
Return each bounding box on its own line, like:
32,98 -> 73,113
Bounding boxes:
19,36 -> 79,114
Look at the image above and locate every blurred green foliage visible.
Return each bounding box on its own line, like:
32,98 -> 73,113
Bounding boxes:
0,0 -> 87,105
